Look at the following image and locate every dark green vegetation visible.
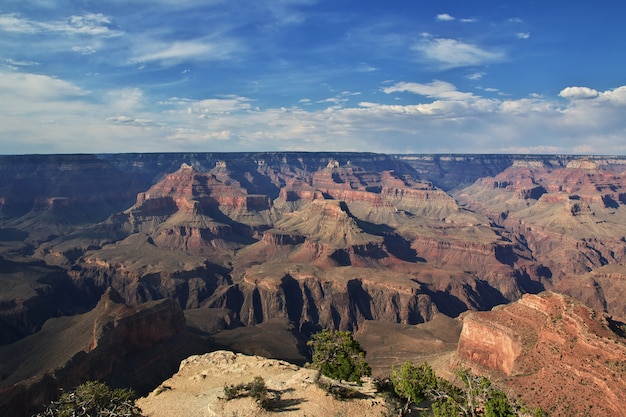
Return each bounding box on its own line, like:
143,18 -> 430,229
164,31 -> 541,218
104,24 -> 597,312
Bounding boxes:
308,329 -> 542,416
308,328 -> 372,385
383,361 -> 545,417
223,376 -> 272,410
33,381 -> 143,417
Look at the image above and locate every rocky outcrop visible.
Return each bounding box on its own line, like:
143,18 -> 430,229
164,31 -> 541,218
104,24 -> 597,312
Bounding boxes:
137,350 -> 387,417
0,288 -> 188,417
456,292 -> 626,416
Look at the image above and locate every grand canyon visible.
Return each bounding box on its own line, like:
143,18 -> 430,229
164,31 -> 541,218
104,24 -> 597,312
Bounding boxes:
1,152 -> 625,416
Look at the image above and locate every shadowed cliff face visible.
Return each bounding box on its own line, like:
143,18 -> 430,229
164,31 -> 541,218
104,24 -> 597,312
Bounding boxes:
0,288 -> 189,417
456,292 -> 626,417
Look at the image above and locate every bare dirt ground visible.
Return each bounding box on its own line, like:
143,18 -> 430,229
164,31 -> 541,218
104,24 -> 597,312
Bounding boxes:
356,314 -> 463,379
137,350 -> 388,417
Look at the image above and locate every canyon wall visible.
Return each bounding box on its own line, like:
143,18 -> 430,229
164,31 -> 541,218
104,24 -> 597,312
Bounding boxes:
456,292 -> 626,416
1,152 -> 626,415
0,288 -> 190,417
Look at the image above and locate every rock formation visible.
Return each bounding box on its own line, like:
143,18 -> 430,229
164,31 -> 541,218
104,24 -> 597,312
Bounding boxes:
32,158 -> 531,334
0,288 -> 189,417
456,292 -> 626,416
1,152 -> 626,416
137,350 -> 387,417
455,161 -> 626,319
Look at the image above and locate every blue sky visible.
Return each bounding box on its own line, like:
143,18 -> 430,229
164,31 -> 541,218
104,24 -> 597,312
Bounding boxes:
1,0 -> 626,155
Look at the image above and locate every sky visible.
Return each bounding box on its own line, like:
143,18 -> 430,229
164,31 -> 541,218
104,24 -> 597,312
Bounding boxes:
1,0 -> 626,155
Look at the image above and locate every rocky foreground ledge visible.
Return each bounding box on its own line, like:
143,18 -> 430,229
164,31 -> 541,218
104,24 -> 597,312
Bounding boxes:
137,350 -> 386,417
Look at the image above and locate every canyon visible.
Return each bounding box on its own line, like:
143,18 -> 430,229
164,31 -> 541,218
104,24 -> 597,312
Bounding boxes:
0,152 -> 625,415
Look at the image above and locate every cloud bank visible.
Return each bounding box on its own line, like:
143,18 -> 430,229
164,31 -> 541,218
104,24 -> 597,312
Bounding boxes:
1,68 -> 625,155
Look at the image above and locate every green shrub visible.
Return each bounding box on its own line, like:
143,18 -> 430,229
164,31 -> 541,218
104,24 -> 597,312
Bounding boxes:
223,376 -> 272,410
387,362 -> 543,417
34,381 -> 143,417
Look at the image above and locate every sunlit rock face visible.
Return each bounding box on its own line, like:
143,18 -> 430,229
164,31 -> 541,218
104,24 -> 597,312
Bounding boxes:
455,159 -> 626,319
455,292 -> 626,417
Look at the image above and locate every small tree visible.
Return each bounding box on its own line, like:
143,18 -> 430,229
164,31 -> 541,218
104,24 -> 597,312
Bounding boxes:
484,389 -> 515,417
390,360 -> 439,414
389,363 -> 524,417
308,328 -> 371,385
34,380 -> 143,417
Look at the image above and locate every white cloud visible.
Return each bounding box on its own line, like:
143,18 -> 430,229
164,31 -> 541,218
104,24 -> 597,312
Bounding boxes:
499,98 -> 555,114
0,13 -> 39,33
436,13 -> 455,22
0,71 -> 87,99
161,96 -> 253,115
414,36 -> 504,68
0,12 -> 122,37
356,63 -> 378,73
383,80 -> 475,101
436,13 -> 475,23
559,86 -> 599,100
516,32 -> 530,39
130,38 -> 241,66
599,86 -> 626,105
107,116 -> 154,126
105,88 -> 144,112
60,13 -> 116,36
4,58 -> 40,67
467,72 -> 486,81
71,46 -> 97,55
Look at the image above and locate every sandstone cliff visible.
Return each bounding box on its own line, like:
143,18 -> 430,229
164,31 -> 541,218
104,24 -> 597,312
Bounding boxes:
456,292 -> 626,416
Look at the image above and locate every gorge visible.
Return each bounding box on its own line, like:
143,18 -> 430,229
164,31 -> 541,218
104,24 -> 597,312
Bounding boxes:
1,152 -> 625,416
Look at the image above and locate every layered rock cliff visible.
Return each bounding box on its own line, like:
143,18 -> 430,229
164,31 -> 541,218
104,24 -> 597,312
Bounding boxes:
43,159 -> 532,334
455,160 -> 626,319
456,292 -> 626,416
2,152 -> 626,416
